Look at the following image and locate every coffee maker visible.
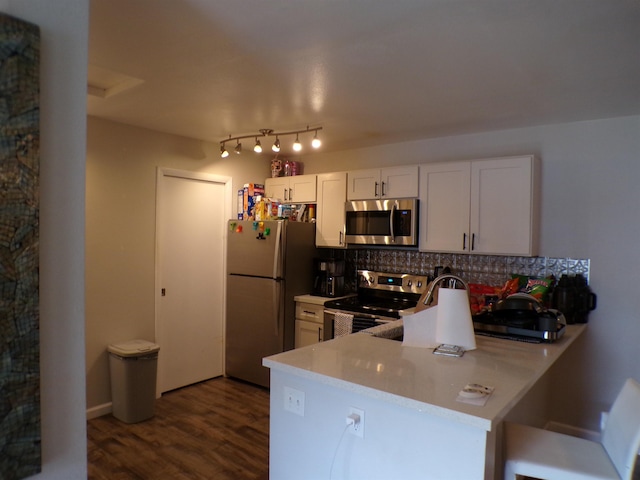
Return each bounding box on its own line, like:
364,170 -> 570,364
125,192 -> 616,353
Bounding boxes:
312,258 -> 345,297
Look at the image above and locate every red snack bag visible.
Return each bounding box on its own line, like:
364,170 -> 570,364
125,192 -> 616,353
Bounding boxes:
500,277 -> 520,298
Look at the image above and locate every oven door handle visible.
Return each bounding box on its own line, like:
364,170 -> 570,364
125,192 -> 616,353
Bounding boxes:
325,309 -> 393,322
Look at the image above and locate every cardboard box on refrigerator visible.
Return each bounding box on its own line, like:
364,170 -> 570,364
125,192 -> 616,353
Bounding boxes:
242,183 -> 264,220
237,189 -> 244,219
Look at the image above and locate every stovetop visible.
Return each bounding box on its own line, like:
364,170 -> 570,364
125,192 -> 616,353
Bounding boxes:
324,270 -> 430,317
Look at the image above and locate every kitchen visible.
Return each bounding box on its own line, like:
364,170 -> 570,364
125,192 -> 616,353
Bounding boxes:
4,0 -> 639,478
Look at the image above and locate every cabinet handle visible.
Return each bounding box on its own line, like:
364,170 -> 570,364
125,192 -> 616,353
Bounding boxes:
471,233 -> 476,251
284,188 -> 288,201
318,327 -> 322,342
289,188 -> 293,201
381,181 -> 386,197
463,233 -> 467,250
303,310 -> 316,317
374,181 -> 379,197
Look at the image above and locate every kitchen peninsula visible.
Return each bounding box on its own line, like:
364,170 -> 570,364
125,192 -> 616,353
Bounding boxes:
264,322 -> 586,480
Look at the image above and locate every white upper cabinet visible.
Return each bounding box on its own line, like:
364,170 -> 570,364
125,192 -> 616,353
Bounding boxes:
419,155 -> 539,256
419,161 -> 471,253
347,165 -> 419,200
316,172 -> 347,248
265,174 -> 317,203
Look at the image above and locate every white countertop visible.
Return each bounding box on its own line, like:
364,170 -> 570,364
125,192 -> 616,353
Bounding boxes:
264,322 -> 586,431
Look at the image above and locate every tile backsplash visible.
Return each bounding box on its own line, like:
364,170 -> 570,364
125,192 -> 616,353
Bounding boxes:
344,248 -> 590,288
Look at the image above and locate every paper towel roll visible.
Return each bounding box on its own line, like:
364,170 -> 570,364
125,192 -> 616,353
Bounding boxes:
435,288 -> 476,351
401,306 -> 440,348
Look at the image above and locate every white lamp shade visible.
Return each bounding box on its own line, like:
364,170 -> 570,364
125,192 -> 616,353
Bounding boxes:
435,288 -> 477,351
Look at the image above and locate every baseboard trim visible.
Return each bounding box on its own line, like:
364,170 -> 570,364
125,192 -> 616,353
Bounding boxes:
87,402 -> 112,420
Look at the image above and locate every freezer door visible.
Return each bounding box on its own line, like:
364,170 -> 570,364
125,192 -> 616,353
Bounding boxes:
225,274 -> 283,387
227,220 -> 283,278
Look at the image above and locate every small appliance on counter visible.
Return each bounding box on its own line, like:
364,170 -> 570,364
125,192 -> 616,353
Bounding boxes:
551,274 -> 597,324
472,293 -> 566,343
312,258 -> 345,297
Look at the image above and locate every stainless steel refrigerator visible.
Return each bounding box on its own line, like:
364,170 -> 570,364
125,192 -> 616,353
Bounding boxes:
225,219 -> 317,387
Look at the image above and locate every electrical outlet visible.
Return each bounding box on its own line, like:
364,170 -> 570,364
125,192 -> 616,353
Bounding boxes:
347,407 -> 365,438
283,386 -> 305,416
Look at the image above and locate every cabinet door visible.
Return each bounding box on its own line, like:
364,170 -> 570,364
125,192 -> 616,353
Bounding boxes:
295,320 -> 323,348
419,162 -> 471,253
290,175 -> 317,203
265,177 -> 289,201
470,156 -> 538,256
346,169 -> 379,200
316,172 -> 347,248
381,165 -> 419,198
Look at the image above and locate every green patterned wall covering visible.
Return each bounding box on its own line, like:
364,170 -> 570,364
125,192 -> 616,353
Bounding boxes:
0,13 -> 41,480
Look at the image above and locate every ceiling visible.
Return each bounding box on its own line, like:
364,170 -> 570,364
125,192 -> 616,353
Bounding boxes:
88,0 -> 640,156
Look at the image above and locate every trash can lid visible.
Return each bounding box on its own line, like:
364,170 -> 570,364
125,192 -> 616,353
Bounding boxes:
107,339 -> 160,357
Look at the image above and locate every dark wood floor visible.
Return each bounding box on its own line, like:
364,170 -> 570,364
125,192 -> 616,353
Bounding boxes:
87,377 -> 270,480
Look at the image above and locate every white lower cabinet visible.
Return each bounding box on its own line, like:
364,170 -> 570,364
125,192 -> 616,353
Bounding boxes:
419,155 -> 539,256
315,172 -> 347,248
295,302 -> 331,348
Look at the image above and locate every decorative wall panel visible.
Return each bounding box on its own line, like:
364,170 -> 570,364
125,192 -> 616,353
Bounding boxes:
345,248 -> 590,292
0,13 -> 41,480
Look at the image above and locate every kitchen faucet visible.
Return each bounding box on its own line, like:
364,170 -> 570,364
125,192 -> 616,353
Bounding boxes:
421,274 -> 469,309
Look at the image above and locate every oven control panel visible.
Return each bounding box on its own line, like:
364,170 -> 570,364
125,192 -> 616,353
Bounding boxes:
358,270 -> 429,295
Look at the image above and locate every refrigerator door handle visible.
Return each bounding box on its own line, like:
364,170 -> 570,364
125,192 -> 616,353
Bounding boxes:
274,281 -> 282,336
273,222 -> 283,278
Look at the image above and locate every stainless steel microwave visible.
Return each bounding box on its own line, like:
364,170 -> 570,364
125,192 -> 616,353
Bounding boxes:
345,198 -> 418,246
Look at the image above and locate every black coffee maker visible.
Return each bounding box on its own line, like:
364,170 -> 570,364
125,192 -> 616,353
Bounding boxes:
312,258 -> 345,297
552,274 -> 597,324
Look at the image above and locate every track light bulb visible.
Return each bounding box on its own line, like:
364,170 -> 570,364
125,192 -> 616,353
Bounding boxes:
253,138 -> 262,153
234,142 -> 242,154
272,137 -> 280,152
311,131 -> 321,149
220,145 -> 229,158
293,134 -> 302,152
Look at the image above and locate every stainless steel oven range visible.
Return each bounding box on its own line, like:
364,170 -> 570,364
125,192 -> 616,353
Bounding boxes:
324,270 -> 430,337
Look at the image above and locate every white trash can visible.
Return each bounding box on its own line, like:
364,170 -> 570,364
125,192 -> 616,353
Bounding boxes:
107,339 -> 160,423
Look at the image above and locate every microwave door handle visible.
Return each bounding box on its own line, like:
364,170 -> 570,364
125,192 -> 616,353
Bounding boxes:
389,201 -> 397,243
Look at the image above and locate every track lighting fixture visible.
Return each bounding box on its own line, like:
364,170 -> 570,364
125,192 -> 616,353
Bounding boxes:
292,134 -> 302,152
219,126 -> 322,158
312,131 -> 321,149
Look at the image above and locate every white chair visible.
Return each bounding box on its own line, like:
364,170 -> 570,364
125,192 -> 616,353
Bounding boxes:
503,378 -> 640,480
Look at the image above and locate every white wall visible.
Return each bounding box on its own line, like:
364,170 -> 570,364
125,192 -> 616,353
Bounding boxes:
85,116 -> 270,410
303,115 -> 640,429
3,0 -> 89,478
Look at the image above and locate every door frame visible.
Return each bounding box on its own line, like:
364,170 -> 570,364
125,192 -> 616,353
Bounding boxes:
154,167 -> 232,395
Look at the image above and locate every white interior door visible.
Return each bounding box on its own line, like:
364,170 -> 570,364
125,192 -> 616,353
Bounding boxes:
156,168 -> 230,394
